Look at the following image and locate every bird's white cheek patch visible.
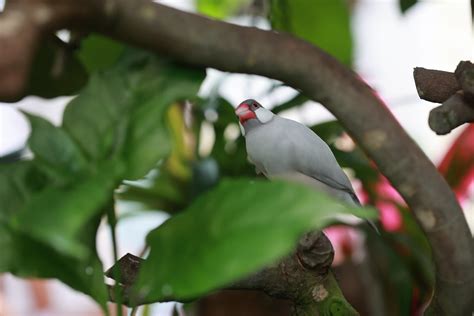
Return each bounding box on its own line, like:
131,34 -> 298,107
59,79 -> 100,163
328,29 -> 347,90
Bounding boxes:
239,122 -> 246,136
255,108 -> 274,123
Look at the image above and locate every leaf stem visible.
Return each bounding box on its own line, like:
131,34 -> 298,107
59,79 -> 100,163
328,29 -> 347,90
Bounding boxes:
107,201 -> 123,316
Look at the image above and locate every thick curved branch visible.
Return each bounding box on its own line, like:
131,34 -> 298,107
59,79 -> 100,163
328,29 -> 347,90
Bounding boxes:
1,1 -> 473,314
0,0 -> 108,101
106,232 -> 358,315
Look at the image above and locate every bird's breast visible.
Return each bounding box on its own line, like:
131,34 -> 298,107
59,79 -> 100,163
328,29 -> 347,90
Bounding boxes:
245,124 -> 294,176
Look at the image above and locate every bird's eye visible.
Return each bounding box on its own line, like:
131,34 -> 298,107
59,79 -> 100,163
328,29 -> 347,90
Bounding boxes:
251,103 -> 258,109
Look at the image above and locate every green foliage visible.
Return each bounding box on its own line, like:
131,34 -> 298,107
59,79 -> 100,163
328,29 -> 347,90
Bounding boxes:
63,49 -> 205,179
76,35 -> 124,73
363,206 -> 433,315
133,179 -> 376,303
399,0 -> 418,13
0,159 -> 110,307
203,97 -> 254,177
118,104 -> 197,212
25,35 -> 125,100
118,95 -> 254,213
26,114 -> 88,182
269,0 -> 352,65
196,0 -> 251,19
27,37 -> 88,99
0,49 -> 205,308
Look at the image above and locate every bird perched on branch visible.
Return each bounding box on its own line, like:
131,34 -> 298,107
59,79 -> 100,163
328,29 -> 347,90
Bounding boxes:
235,99 -> 378,230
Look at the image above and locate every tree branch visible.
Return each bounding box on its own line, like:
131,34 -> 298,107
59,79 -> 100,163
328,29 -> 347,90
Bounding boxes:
1,1 -> 473,314
413,67 -> 460,103
106,232 -> 358,316
414,62 -> 474,134
429,92 -> 474,135
455,61 -> 474,101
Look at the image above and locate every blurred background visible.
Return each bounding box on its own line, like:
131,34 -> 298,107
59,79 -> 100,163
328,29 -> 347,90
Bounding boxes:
0,0 -> 473,315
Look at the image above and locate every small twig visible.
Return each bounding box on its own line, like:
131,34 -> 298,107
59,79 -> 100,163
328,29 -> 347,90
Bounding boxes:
105,253 -> 145,286
429,92 -> 474,135
454,61 -> 474,101
107,201 -> 123,316
130,306 -> 139,316
414,61 -> 474,134
413,67 -> 460,103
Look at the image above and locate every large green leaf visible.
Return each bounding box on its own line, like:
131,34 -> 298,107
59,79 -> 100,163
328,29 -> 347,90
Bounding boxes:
196,0 -> 251,19
62,72 -> 132,161
270,0 -> 352,65
124,59 -> 204,179
134,179 -> 375,303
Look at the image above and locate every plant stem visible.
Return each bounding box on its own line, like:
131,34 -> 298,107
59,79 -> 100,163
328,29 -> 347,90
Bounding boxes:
107,201 -> 123,316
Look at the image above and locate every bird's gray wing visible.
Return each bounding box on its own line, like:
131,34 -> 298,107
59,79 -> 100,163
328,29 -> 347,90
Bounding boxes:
280,118 -> 357,199
281,119 -> 380,232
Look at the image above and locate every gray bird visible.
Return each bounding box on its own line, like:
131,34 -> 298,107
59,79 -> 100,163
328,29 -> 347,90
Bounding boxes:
235,99 -> 377,229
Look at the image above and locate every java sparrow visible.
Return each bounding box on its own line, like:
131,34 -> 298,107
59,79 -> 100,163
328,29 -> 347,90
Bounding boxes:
235,99 -> 378,231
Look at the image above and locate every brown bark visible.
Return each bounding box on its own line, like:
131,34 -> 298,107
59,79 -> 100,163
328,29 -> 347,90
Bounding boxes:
414,62 -> 474,134
428,92 -> 474,135
413,67 -> 460,103
106,232 -> 359,315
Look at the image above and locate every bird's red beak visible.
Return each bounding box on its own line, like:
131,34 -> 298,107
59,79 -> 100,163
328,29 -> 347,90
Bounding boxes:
235,103 -> 256,123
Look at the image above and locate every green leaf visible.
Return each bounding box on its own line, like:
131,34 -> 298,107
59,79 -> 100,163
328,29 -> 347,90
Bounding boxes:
399,0 -> 417,13
124,59 -> 205,179
27,36 -> 88,98
119,103 -> 201,213
206,97 -> 254,177
63,73 -> 132,161
0,223 -> 14,270
77,35 -> 125,73
196,0 -> 251,19
270,0 -> 352,65
11,162 -> 119,259
0,162 -> 109,309
0,222 -> 108,306
134,179 -> 375,302
0,161 -> 44,220
64,49 -> 205,179
26,113 -> 88,182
